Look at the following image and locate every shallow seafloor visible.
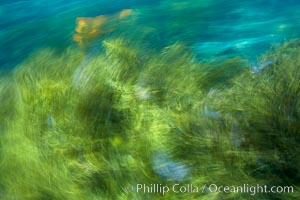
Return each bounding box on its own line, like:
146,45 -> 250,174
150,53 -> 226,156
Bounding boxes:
0,0 -> 299,199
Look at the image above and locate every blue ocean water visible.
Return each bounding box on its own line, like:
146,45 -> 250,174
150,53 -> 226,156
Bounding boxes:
0,0 -> 299,70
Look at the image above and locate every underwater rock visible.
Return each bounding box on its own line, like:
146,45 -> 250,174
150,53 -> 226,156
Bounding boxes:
204,88 -> 222,119
135,86 -> 151,100
251,58 -> 275,74
204,103 -> 222,119
152,152 -> 189,182
46,115 -> 56,130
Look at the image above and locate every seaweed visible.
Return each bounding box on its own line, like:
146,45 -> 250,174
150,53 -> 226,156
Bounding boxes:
0,38 -> 299,199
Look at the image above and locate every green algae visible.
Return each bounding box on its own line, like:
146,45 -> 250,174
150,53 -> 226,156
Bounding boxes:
0,39 -> 299,200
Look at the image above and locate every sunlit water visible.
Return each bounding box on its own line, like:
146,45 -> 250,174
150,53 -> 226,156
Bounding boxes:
0,0 -> 299,70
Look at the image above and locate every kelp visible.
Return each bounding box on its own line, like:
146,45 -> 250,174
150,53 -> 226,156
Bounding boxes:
73,9 -> 133,48
0,38 -> 299,199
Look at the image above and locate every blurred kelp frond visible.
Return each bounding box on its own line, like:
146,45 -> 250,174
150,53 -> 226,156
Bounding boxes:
0,38 -> 299,199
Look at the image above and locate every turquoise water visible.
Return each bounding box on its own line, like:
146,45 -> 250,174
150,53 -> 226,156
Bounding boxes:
1,0 -> 299,69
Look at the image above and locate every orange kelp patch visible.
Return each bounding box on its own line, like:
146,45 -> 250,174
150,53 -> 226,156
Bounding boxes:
73,9 -> 133,47
118,9 -> 132,19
